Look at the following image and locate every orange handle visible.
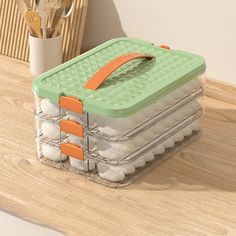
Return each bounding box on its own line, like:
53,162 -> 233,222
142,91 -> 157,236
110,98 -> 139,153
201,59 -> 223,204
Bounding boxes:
60,120 -> 84,138
84,53 -> 155,90
60,143 -> 84,160
60,96 -> 83,114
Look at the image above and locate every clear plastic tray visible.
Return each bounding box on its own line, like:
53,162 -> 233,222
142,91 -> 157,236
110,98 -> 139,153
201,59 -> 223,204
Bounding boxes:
38,118 -> 202,187
35,96 -> 203,163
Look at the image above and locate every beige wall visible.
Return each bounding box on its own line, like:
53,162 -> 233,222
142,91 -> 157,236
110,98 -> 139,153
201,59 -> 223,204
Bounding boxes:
83,0 -> 236,84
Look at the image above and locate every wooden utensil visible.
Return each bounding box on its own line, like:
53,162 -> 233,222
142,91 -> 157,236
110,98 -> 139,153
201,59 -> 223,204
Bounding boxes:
51,0 -> 73,37
35,0 -> 63,39
50,6 -> 64,36
24,9 -> 43,38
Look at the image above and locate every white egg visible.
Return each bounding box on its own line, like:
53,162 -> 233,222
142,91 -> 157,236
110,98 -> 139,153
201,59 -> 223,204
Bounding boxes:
132,136 -> 146,146
41,121 -> 66,140
120,165 -> 136,175
164,118 -> 174,128
143,152 -> 155,162
164,138 -> 175,148
41,144 -> 67,161
41,99 -> 66,117
191,121 -> 201,131
190,102 -> 201,113
143,130 -> 154,141
174,112 -> 185,122
153,145 -> 165,155
112,165 -> 136,175
182,127 -> 193,136
69,134 -> 84,147
97,164 -> 125,182
132,157 -> 146,168
153,124 -> 164,135
183,107 -> 193,117
173,132 -> 185,142
69,158 -> 95,171
111,142 -> 135,154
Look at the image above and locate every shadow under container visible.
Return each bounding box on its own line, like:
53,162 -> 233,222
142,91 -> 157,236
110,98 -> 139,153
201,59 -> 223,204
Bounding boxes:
32,38 -> 206,187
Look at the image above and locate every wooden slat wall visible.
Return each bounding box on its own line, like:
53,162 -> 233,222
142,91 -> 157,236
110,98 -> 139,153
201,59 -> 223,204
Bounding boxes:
0,0 -> 88,62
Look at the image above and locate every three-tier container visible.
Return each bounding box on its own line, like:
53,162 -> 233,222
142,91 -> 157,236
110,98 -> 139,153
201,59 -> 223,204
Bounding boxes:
33,38 -> 206,187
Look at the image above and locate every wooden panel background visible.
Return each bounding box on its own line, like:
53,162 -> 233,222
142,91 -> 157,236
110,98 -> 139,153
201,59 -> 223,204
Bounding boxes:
0,0 -> 88,62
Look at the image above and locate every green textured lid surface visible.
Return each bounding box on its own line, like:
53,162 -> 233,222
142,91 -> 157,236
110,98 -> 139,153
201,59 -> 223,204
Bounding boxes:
33,38 -> 206,118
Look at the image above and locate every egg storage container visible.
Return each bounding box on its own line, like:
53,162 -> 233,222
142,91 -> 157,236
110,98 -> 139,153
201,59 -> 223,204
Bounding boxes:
33,38 -> 206,187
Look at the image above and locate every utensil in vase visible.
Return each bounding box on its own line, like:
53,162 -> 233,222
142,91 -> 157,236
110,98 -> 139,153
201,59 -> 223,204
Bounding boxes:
51,0 -> 73,37
49,6 -> 64,36
24,9 -> 43,38
35,0 -> 63,38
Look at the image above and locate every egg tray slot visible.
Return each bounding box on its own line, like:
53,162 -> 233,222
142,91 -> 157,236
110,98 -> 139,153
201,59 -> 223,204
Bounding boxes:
34,97 -> 202,165
38,111 -> 201,169
38,130 -> 200,188
86,87 -> 204,141
34,85 -> 203,144
36,107 -> 202,166
87,110 -> 203,165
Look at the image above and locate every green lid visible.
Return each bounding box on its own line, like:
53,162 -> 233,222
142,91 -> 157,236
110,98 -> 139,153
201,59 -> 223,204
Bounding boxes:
33,38 -> 206,118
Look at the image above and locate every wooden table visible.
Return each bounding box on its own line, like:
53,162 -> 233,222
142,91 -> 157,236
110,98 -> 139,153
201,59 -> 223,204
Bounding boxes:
0,55 -> 236,236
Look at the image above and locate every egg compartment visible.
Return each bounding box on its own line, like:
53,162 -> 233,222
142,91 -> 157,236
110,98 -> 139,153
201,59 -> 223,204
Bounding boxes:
38,117 -> 201,187
93,118 -> 202,185
89,109 -> 202,165
87,98 -> 203,164
34,94 -> 203,175
35,77 -> 203,143
86,77 -> 204,141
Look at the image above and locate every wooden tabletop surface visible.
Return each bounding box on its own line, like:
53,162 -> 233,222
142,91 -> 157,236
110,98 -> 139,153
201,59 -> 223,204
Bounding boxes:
0,55 -> 236,236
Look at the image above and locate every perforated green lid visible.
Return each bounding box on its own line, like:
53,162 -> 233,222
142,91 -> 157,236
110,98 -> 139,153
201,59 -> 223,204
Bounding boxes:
33,38 -> 205,118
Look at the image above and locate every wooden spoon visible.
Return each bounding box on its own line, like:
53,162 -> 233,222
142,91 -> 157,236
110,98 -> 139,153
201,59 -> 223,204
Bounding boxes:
24,9 -> 43,38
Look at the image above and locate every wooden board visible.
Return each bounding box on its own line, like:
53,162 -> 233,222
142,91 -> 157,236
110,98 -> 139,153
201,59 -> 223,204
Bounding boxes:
0,55 -> 236,236
0,0 -> 88,62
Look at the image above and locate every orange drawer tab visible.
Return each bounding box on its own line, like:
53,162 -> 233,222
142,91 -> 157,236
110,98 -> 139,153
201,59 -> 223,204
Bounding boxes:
160,45 -> 171,50
60,143 -> 84,160
60,120 -> 84,137
59,96 -> 83,114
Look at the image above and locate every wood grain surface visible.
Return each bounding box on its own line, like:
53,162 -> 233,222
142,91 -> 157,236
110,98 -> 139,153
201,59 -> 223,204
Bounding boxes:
0,54 -> 236,235
206,78 -> 236,105
0,0 -> 88,62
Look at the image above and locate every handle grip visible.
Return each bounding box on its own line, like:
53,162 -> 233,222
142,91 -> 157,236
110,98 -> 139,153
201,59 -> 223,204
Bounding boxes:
84,53 -> 155,90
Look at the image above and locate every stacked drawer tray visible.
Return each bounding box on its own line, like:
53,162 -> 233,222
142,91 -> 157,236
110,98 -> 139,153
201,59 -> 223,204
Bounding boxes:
33,38 -> 206,187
